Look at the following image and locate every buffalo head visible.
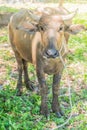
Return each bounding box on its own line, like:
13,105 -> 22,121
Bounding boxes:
16,11 -> 85,59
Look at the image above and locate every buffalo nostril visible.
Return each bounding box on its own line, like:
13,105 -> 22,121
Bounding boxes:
54,51 -> 59,57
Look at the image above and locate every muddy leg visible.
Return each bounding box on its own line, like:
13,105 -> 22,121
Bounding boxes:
22,59 -> 34,91
36,68 -> 48,118
15,53 -> 23,96
52,73 -> 63,117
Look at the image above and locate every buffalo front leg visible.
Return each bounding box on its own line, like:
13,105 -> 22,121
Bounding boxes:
36,69 -> 48,117
52,73 -> 63,117
22,59 -> 34,91
15,53 -> 23,96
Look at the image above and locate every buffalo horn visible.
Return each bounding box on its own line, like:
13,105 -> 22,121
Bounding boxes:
61,9 -> 78,21
28,10 -> 41,22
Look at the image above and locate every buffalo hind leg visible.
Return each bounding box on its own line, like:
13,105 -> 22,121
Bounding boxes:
52,73 -> 64,117
22,59 -> 34,91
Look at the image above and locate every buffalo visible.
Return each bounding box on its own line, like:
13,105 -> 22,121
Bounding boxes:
9,9 -> 85,117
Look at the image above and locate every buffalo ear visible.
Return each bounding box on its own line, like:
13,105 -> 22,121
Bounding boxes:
16,22 -> 38,34
65,24 -> 86,35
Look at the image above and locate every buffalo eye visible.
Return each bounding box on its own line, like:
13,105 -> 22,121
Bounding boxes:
39,26 -> 45,31
40,26 -> 44,31
58,26 -> 64,32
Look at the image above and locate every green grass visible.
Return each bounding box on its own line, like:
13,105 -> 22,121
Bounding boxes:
0,35 -> 8,43
0,6 -> 18,13
0,28 -> 8,44
0,8 -> 87,130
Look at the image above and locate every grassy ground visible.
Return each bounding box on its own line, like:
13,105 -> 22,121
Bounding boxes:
0,7 -> 87,130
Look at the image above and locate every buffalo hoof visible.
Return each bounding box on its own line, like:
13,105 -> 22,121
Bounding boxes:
40,111 -> 49,119
40,106 -> 49,118
56,110 -> 64,118
33,85 -> 40,94
25,81 -> 34,91
16,88 -> 23,96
